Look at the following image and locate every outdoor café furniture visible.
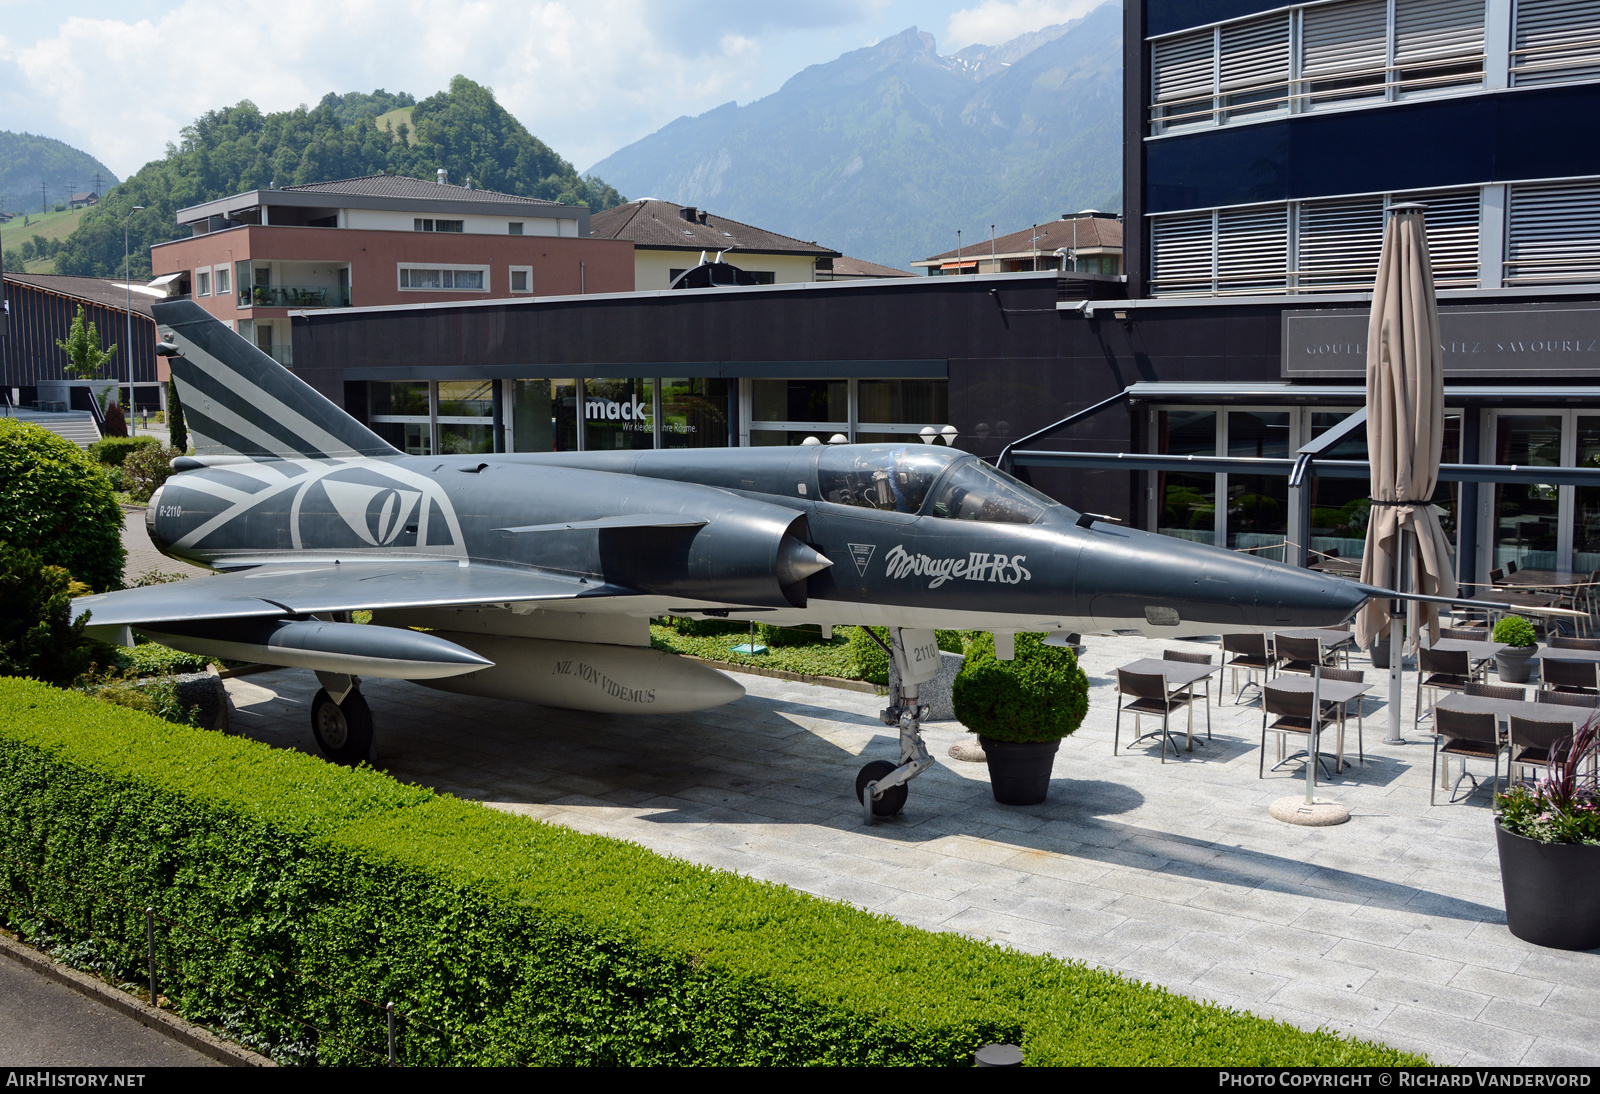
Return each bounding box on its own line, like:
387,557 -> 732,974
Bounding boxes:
1414,647 -> 1473,733
1540,657 -> 1598,695
1535,689 -> 1599,708
1273,635 -> 1327,678
1274,627 -> 1355,668
1318,666 -> 1368,765
1549,636 -> 1600,650
1258,674 -> 1371,775
1163,648 -> 1215,720
1465,681 -> 1526,701
1115,663 -> 1209,762
1431,707 -> 1503,806
1509,715 -> 1582,783
1222,633 -> 1272,703
1260,681 -> 1344,779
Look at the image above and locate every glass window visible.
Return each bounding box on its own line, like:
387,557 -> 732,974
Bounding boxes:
752,430 -> 831,446
817,445 -> 961,514
511,379 -> 576,452
1156,410 -> 1217,546
661,378 -> 729,448
752,379 -> 846,423
510,269 -> 529,292
584,378 -> 655,450
858,380 -> 948,426
369,381 -> 429,417
509,222 -> 524,235
1493,414 -> 1563,572
1227,411 -> 1290,559
436,220 -> 464,233
926,458 -> 1054,524
1575,416 -> 1600,577
437,380 -> 493,418
1308,410 -> 1372,565
439,423 -> 492,455
196,270 -> 211,296
371,421 -> 432,455
215,266 -> 231,296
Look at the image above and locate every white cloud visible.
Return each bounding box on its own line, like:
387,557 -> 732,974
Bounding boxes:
943,0 -> 1100,52
0,0 -> 822,181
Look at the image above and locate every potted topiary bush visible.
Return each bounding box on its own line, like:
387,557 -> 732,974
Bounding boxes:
1494,717 -> 1600,950
951,632 -> 1089,805
1492,615 -> 1538,683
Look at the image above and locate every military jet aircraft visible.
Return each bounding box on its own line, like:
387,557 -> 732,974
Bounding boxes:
75,300 -> 1374,823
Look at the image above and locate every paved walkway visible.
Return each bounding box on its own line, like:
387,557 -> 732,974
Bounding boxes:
120,507 -> 207,585
222,635 -> 1600,1067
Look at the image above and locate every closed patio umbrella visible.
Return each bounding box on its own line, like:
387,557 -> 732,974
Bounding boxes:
1354,204 -> 1458,744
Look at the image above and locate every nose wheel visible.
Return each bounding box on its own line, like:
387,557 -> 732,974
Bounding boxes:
856,760 -> 909,819
310,686 -> 374,766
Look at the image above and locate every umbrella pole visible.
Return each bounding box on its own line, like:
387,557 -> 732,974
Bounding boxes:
1306,663 -> 1321,804
1385,525 -> 1407,744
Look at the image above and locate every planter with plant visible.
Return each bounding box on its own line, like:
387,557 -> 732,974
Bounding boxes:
951,632 -> 1089,805
1494,717 -> 1600,950
1492,616 -> 1538,683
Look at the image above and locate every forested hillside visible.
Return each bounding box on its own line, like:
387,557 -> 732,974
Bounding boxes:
0,132 -> 119,221
53,77 -> 625,280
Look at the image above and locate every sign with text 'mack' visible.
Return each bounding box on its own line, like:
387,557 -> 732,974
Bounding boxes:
1282,301 -> 1600,379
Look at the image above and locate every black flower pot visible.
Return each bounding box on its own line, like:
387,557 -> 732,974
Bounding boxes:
979,737 -> 1061,805
1495,822 -> 1600,950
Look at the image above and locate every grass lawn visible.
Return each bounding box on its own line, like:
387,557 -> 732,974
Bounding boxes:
375,105 -> 417,144
650,623 -> 865,681
1,205 -> 92,274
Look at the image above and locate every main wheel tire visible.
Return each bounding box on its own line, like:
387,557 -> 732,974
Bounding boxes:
310,688 -> 374,766
855,759 -> 908,817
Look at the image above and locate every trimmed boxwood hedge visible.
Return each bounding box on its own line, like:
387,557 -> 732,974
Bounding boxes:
0,678 -> 1425,1067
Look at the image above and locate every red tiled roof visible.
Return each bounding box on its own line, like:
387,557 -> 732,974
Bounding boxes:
590,199 -> 839,257
920,215 -> 1122,263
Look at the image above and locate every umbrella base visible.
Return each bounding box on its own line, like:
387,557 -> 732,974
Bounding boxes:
1270,796 -> 1350,826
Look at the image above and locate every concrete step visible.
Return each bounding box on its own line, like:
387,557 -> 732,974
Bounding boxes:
4,410 -> 101,448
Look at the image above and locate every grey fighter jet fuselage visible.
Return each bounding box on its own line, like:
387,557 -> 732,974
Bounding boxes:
74,299 -> 1374,820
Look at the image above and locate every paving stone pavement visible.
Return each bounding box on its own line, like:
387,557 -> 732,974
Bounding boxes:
218,633 -> 1600,1066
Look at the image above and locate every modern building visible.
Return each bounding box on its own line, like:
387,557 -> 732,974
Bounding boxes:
150,173 -> 634,366
913,213 -> 1124,276
589,199 -> 841,290
1117,0 -> 1600,584
1,273 -> 164,411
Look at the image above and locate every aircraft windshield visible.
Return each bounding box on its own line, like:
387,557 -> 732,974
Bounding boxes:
926,459 -> 1056,525
817,446 -> 960,514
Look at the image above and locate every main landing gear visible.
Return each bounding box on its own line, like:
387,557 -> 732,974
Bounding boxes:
855,628 -> 939,826
310,671 -> 374,766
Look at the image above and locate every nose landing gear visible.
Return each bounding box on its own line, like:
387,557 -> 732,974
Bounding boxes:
855,628 -> 940,826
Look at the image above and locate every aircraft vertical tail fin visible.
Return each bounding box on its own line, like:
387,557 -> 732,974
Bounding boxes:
152,299 -> 399,460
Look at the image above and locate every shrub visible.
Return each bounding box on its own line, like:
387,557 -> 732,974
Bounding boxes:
117,642 -> 213,677
756,622 -> 826,647
121,443 -> 182,504
0,420 -> 125,592
657,615 -> 745,638
102,400 -> 128,438
0,678 -> 1424,1067
952,632 -> 1089,744
848,627 -> 966,685
167,379 -> 188,454
0,543 -> 95,686
88,435 -> 161,467
1492,615 -> 1537,648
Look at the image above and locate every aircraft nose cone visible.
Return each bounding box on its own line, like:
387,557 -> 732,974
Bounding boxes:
1248,563 -> 1370,631
777,536 -> 833,586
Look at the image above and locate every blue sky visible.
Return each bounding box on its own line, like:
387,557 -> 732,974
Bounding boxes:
0,0 -> 1100,180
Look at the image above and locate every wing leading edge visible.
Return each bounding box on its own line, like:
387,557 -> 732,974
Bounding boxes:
73,561 -> 626,629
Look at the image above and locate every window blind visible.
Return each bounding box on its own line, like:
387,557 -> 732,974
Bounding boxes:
1150,212 -> 1217,295
1393,0 -> 1486,93
1301,0 -> 1390,105
1507,181 -> 1600,284
1152,31 -> 1216,131
1415,189 -> 1482,286
1512,0 -> 1600,85
1219,15 -> 1293,119
1217,206 -> 1291,292
1297,196 -> 1386,289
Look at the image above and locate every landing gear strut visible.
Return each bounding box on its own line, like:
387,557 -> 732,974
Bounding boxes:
855,628 -> 939,825
310,671 -> 374,766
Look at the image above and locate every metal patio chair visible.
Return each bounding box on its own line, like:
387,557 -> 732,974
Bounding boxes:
1535,689 -> 1599,709
1273,634 -> 1329,679
1431,707 -> 1504,806
1115,669 -> 1197,763
1549,635 -> 1600,651
1319,665 -> 1367,768
1540,657 -> 1598,695
1259,682 -> 1341,779
1465,681 -> 1526,701
1222,633 -> 1272,703
1508,715 -> 1578,784
1414,647 -> 1472,733
1163,649 -> 1215,735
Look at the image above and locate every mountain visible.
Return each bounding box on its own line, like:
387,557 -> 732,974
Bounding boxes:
0,132 -> 120,220
586,2 -> 1121,270
48,78 -> 625,281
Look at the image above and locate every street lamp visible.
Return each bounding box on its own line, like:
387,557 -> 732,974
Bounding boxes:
124,206 -> 143,433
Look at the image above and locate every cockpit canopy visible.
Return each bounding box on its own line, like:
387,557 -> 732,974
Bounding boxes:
816,446 -> 1061,525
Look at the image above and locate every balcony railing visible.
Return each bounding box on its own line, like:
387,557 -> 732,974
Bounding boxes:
241,285 -> 351,308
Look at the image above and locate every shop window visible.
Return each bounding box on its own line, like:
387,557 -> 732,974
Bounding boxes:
584,378 -> 655,450
752,379 -> 846,424
661,378 -> 730,448
369,381 -> 432,456
1156,410 -> 1218,546
1226,410 -> 1291,560
858,380 -> 948,427
1574,416 -> 1600,576
511,379 -> 577,452
1493,414 -> 1564,572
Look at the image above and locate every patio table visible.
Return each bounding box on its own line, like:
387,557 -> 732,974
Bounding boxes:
1423,636 -> 1506,678
1117,657 -> 1219,753
1501,569 -> 1586,589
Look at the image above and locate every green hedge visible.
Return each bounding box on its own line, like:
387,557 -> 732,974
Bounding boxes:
847,627 -> 966,685
0,678 -> 1425,1067
953,632 -> 1090,744
87,435 -> 161,467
